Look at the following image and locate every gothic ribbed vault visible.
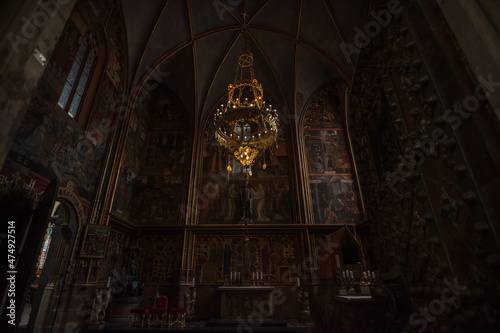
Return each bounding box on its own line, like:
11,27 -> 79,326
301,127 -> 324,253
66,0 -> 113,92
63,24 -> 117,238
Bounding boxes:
121,0 -> 370,121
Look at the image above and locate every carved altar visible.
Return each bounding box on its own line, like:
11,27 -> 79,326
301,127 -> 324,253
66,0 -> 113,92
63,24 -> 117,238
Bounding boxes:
218,286 -> 276,318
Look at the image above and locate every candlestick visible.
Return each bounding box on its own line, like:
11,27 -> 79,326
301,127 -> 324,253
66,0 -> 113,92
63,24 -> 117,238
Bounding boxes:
372,271 -> 376,280
253,272 -> 255,280
230,271 -> 233,281
363,272 -> 368,279
260,272 -> 263,280
367,270 -> 372,278
342,271 -> 346,279
350,271 -> 354,279
107,276 -> 111,288
192,277 -> 195,287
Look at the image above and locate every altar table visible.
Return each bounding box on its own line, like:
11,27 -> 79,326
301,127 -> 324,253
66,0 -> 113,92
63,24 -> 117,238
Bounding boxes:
218,286 -> 276,318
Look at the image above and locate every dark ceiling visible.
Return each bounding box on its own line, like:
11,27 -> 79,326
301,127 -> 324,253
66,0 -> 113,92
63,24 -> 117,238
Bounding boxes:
121,0 -> 370,122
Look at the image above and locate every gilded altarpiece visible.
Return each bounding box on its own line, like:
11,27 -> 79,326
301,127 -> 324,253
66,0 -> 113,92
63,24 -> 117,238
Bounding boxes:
193,234 -> 300,284
97,229 -> 129,292
137,234 -> 182,283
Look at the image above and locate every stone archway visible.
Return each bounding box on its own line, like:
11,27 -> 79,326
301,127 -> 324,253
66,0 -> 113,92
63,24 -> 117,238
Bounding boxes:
24,199 -> 79,332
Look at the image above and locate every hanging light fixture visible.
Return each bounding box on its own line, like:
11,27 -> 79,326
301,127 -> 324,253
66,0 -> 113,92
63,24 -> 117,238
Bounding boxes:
213,37 -> 280,175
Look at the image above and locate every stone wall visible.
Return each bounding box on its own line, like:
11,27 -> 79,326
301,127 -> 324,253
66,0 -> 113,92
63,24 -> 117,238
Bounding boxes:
0,1 -> 128,331
348,1 -> 500,332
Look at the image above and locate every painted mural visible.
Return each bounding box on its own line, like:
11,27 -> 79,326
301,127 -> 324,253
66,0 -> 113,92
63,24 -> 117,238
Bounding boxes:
303,84 -> 363,224
132,175 -> 183,224
309,175 -> 361,224
306,129 -> 354,174
198,117 -> 292,224
9,73 -> 109,201
111,86 -> 189,225
149,91 -> 187,132
4,0 -> 126,204
112,162 -> 137,216
141,87 -> 189,176
112,163 -> 185,225
141,132 -> 186,175
122,113 -> 145,173
87,77 -> 119,146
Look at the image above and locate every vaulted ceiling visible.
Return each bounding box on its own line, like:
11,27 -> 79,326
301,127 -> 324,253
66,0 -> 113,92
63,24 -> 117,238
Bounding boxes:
121,0 -> 370,123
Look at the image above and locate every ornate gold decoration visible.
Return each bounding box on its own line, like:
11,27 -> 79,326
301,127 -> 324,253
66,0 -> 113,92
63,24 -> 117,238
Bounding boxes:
214,49 -> 279,173
234,146 -> 259,168
58,181 -> 86,224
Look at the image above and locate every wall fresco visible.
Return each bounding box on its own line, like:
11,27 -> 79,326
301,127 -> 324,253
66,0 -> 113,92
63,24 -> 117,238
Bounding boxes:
5,0 -> 126,202
111,86 -> 189,225
303,84 -> 363,224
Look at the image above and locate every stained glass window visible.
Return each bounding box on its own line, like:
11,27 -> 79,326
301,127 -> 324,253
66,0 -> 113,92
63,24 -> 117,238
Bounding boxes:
35,222 -> 56,280
57,36 -> 96,119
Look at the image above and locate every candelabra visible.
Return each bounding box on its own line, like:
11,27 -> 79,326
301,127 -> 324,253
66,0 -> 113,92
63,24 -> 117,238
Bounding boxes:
337,269 -> 378,295
229,271 -> 242,286
338,270 -> 357,295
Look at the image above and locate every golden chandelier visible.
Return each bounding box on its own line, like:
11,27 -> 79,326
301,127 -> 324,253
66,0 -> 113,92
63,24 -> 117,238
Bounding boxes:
213,49 -> 279,173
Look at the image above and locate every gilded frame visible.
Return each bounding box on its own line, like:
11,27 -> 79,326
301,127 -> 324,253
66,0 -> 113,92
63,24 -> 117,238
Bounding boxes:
80,224 -> 111,258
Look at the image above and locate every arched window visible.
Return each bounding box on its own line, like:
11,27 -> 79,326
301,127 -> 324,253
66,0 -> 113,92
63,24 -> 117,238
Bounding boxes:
35,222 -> 55,278
34,201 -> 61,285
57,35 -> 96,119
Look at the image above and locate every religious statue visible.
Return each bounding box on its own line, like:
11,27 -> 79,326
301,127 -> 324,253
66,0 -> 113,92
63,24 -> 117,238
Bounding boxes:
241,180 -> 254,220
90,288 -> 112,325
296,289 -> 311,321
184,288 -> 196,319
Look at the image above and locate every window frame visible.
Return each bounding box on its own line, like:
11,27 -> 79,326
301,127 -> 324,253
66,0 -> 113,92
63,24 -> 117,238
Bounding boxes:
57,33 -> 97,121
49,23 -> 108,133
